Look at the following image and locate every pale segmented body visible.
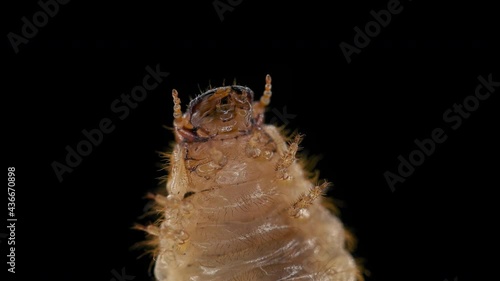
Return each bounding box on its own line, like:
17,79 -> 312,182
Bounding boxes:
141,75 -> 359,281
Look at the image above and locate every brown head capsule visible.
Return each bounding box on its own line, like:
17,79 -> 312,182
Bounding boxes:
172,85 -> 255,142
142,75 -> 361,281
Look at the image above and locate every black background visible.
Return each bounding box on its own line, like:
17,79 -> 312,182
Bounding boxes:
3,0 -> 499,281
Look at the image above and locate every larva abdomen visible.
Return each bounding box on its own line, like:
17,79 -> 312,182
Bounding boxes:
144,75 -> 359,281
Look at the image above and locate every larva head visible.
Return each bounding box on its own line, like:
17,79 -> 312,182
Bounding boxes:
172,75 -> 272,142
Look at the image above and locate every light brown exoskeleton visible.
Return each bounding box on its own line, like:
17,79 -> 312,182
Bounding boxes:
139,75 -> 361,280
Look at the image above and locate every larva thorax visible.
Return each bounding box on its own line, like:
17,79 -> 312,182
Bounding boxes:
147,76 -> 359,281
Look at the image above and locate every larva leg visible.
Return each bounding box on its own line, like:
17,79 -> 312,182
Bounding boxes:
138,194 -> 193,261
160,196 -> 192,244
289,181 -> 329,218
275,134 -> 302,180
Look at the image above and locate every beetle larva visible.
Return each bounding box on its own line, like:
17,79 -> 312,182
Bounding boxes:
139,75 -> 360,280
